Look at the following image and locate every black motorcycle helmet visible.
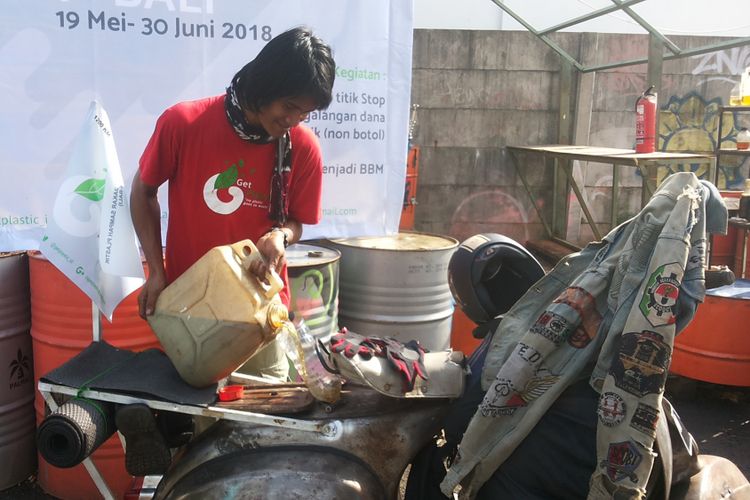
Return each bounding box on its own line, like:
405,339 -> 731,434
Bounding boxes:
448,233 -> 545,324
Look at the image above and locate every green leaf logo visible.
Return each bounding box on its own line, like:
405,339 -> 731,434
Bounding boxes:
74,178 -> 106,201
214,164 -> 238,190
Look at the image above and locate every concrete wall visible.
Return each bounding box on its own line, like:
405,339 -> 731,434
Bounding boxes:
410,29 -> 750,247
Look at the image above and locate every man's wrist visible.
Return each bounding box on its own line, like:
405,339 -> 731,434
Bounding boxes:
269,226 -> 289,248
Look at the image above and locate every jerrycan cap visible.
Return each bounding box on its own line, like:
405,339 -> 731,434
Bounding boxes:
218,385 -> 244,402
266,303 -> 290,330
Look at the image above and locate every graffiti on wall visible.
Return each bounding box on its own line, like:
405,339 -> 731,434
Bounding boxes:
602,73 -> 680,100
691,46 -> 750,83
657,91 -> 747,189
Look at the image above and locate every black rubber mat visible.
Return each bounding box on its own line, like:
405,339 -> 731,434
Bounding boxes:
40,341 -> 217,406
37,398 -> 116,467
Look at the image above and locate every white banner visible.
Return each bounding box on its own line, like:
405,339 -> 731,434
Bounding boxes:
39,101 -> 145,320
0,0 -> 413,251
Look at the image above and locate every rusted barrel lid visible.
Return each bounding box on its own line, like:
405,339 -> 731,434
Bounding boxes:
286,243 -> 340,267
329,231 -> 458,251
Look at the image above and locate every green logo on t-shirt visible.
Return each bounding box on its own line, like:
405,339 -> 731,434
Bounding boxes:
213,160 -> 243,190
204,159 -> 245,215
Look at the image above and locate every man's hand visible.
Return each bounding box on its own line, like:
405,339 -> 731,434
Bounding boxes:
248,228 -> 288,282
138,273 -> 167,319
130,173 -> 167,320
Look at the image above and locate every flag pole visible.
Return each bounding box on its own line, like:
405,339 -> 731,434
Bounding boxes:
92,301 -> 102,342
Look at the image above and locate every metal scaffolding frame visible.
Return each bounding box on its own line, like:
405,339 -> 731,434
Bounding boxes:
489,0 -> 750,248
489,0 -> 750,73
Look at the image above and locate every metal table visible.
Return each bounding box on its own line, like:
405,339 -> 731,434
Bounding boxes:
38,373 -> 341,500
507,145 -> 716,248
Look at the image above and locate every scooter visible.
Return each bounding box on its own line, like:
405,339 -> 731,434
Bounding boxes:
150,234 -> 748,500
152,233 -> 540,500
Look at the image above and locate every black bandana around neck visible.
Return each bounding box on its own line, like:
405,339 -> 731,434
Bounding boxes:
225,74 -> 292,226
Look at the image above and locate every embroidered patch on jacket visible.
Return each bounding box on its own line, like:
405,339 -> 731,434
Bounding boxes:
530,311 -> 571,345
597,392 -> 626,427
602,440 -> 642,483
516,342 -> 543,365
553,286 -> 602,349
630,402 -> 660,438
517,368 -> 558,404
639,263 -> 682,327
480,378 -> 520,417
611,330 -> 671,397
686,240 -> 705,272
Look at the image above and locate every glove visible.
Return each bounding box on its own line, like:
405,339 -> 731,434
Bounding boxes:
329,328 -> 428,392
384,338 -> 428,392
330,328 -> 375,359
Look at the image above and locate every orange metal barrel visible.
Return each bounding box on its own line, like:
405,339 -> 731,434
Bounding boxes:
29,252 -> 159,499
671,279 -> 750,387
450,307 -> 482,357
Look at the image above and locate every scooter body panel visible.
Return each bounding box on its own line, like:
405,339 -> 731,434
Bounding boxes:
155,385 -> 449,499
161,447 -> 386,500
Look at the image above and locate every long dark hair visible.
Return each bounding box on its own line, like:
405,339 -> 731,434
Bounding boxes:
233,27 -> 335,112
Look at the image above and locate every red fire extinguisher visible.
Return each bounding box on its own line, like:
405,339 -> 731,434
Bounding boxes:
635,85 -> 657,153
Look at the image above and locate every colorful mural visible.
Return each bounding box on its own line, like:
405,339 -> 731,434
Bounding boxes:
658,92 -> 748,190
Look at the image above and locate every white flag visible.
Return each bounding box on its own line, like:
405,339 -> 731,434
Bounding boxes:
40,101 -> 144,321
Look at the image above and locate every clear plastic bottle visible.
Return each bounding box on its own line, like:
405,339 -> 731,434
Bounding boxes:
288,315 -> 342,404
741,66 -> 750,106
737,128 -> 750,150
730,82 -> 742,106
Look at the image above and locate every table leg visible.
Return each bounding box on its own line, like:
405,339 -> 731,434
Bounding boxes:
611,162 -> 619,228
560,161 -> 602,241
742,229 -> 748,279
640,163 -> 657,206
509,150 -> 553,239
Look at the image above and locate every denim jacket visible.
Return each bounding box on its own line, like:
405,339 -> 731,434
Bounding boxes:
440,172 -> 727,499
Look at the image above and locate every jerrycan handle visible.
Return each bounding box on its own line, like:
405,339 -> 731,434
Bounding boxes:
231,240 -> 285,299
262,267 -> 284,298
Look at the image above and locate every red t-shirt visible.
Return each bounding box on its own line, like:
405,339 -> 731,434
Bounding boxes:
138,95 -> 323,305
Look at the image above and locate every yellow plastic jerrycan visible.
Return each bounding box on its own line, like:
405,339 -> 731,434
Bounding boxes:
148,239 -> 289,388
